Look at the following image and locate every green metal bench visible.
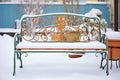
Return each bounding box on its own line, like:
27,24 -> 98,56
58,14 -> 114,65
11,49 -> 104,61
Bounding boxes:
13,13 -> 108,76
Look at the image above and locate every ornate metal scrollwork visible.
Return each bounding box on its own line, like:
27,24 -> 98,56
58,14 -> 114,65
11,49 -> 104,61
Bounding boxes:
21,14 -> 101,42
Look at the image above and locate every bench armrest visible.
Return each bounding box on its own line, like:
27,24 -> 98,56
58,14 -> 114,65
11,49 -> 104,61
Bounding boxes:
14,33 -> 22,49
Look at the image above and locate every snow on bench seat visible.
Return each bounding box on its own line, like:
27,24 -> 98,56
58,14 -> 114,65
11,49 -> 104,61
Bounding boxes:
16,41 -> 106,50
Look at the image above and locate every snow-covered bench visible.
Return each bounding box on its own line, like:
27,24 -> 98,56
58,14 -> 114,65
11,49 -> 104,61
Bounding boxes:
13,13 -> 108,75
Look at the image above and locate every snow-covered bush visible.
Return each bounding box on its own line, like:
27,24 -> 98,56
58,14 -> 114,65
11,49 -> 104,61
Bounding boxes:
85,8 -> 107,33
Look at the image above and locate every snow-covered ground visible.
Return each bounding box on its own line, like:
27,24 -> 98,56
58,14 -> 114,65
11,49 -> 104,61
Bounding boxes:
0,34 -> 120,80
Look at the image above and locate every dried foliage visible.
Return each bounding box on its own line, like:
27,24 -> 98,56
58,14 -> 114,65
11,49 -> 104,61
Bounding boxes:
20,0 -> 49,15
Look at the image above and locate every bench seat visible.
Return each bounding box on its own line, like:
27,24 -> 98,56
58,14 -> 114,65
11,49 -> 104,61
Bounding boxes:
16,41 -> 106,50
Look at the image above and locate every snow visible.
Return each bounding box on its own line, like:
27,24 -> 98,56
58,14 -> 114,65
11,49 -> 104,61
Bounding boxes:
0,28 -> 20,33
85,8 -> 102,17
106,30 -> 120,40
17,41 -> 106,50
0,33 -> 120,80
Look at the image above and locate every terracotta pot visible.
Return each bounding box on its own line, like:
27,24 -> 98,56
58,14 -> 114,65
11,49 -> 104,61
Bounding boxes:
68,52 -> 84,58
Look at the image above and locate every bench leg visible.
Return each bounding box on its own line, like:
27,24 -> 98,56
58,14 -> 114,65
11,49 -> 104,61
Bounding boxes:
19,53 -> 23,68
13,51 -> 16,76
100,53 -> 104,69
116,60 -> 119,68
106,52 -> 109,75
119,60 -> 120,68
100,53 -> 106,69
110,59 -> 112,69
103,52 -> 109,75
100,52 -> 109,75
13,51 -> 23,76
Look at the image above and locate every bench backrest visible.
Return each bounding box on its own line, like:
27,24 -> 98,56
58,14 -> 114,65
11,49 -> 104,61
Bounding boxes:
19,13 -> 102,42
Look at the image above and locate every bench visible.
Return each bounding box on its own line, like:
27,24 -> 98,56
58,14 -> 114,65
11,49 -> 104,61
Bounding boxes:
13,13 -> 108,76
